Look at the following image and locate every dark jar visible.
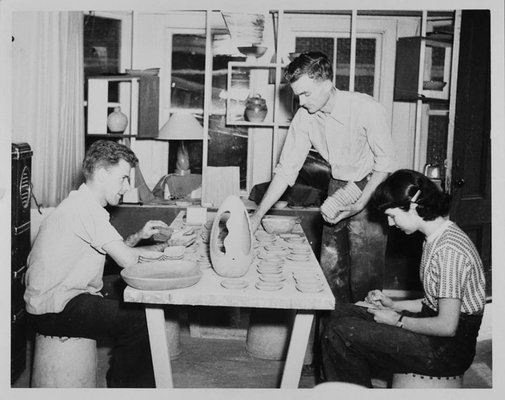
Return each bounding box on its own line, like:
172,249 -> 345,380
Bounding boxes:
244,94 -> 268,123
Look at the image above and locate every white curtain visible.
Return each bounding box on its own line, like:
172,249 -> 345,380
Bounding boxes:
12,11 -> 84,207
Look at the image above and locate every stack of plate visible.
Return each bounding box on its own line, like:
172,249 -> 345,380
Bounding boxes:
256,258 -> 285,291
258,243 -> 290,259
138,251 -> 166,263
292,270 -> 324,293
163,246 -> 185,260
221,279 -> 249,290
287,243 -> 312,262
196,251 -> 212,270
321,181 -> 362,218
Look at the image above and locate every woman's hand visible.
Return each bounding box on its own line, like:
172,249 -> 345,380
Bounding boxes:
138,220 -> 171,240
367,308 -> 401,326
364,289 -> 394,309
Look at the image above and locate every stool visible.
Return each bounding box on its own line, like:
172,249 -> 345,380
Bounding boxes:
392,373 -> 463,388
31,334 -> 97,387
246,309 -> 295,360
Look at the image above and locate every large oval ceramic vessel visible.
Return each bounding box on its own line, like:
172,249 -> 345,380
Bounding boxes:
209,195 -> 253,278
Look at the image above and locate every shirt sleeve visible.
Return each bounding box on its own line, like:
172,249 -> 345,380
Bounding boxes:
363,101 -> 397,173
74,205 -> 123,255
435,247 -> 468,300
273,109 -> 313,186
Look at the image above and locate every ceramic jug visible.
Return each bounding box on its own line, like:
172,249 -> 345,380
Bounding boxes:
209,195 -> 254,278
244,94 -> 268,123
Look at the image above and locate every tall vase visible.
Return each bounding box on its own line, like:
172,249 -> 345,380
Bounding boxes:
107,106 -> 128,133
209,195 -> 253,278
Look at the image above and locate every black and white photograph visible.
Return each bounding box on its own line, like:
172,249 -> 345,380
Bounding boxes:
0,0 -> 503,398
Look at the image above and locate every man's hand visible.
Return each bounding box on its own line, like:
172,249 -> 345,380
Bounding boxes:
138,220 -> 171,240
321,201 -> 365,225
249,212 -> 262,233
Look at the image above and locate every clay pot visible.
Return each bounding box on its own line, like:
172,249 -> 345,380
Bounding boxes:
244,94 -> 268,123
209,195 -> 253,278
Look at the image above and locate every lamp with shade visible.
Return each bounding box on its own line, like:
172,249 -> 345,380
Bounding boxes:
158,112 -> 204,176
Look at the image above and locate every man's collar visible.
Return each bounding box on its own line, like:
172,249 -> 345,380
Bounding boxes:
78,182 -> 106,208
318,87 -> 348,124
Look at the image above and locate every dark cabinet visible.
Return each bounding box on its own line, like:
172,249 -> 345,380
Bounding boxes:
394,36 -> 452,102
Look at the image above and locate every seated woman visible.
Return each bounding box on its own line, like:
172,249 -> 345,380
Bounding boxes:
320,169 -> 486,388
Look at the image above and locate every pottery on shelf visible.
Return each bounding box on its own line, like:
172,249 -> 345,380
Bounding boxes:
244,94 -> 268,123
107,106 -> 128,133
209,195 -> 254,278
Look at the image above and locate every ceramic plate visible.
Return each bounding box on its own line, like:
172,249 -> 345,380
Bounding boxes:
255,281 -> 283,291
221,279 -> 249,290
259,274 -> 286,283
295,282 -> 324,293
287,254 -> 310,262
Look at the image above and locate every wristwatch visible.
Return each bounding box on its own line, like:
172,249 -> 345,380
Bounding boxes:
396,314 -> 404,328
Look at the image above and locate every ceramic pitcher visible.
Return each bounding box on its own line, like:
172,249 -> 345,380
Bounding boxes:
209,195 -> 253,277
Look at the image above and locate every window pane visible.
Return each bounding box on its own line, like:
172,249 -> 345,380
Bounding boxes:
335,38 -> 350,91
295,37 -> 334,62
83,15 -> 121,102
354,38 -> 376,95
171,34 -> 205,110
336,38 -> 376,95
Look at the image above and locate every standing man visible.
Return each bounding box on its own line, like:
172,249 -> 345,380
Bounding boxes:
250,52 -> 396,303
24,140 -> 171,387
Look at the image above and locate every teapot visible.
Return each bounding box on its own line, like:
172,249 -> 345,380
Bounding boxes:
244,94 -> 268,123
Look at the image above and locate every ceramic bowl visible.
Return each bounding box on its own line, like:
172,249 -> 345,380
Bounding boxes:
121,260 -> 202,290
261,216 -> 298,234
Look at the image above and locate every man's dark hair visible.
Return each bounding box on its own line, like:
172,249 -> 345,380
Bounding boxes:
284,51 -> 333,83
82,140 -> 138,180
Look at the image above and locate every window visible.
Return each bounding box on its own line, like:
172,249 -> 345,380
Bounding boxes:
168,32 -> 249,188
295,35 -> 379,97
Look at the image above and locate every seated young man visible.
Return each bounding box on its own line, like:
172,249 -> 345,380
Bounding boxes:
24,140 -> 171,388
320,169 -> 486,388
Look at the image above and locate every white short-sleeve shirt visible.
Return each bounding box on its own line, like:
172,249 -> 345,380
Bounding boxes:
24,183 -> 123,314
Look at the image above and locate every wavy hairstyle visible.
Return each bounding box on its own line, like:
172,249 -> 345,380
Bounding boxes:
284,51 -> 333,83
370,169 -> 451,221
82,140 -> 138,180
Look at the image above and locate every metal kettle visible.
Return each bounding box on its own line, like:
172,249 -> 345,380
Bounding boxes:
424,163 -> 441,179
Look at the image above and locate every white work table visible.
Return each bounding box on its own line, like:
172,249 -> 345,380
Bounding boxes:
123,211 -> 335,388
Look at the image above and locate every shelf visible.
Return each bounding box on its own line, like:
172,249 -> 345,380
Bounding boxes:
227,121 -> 291,128
85,134 -> 138,139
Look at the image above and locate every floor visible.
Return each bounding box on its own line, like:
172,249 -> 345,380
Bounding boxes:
11,302 -> 492,389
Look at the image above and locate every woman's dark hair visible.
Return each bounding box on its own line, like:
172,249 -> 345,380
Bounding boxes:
284,51 -> 333,83
82,140 -> 138,180
370,169 -> 451,221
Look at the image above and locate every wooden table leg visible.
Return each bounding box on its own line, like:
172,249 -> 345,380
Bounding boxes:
145,306 -> 173,388
280,311 -> 314,388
